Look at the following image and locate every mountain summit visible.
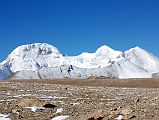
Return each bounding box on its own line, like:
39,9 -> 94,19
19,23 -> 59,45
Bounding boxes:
1,43 -> 159,80
2,43 -> 63,72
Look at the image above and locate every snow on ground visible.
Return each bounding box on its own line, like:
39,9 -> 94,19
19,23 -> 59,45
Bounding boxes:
115,115 -> 123,120
71,102 -> 80,106
0,113 -> 11,120
51,115 -> 69,120
56,108 -> 64,113
25,106 -> 45,112
13,94 -> 32,98
38,96 -> 68,99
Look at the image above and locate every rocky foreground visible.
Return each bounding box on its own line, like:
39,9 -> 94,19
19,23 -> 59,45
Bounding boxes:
0,79 -> 159,120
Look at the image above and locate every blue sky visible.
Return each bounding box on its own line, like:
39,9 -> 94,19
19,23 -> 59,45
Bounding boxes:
0,0 -> 159,62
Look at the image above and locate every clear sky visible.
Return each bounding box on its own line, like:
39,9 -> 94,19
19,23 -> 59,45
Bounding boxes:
0,0 -> 159,62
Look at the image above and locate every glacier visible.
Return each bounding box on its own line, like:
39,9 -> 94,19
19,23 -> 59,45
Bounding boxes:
0,43 -> 159,80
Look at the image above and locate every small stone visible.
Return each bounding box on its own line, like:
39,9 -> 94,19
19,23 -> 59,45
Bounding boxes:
12,109 -> 20,114
113,108 -> 118,111
135,98 -> 140,103
121,106 -> 134,119
110,111 -> 115,117
18,98 -> 48,107
88,110 -> 108,120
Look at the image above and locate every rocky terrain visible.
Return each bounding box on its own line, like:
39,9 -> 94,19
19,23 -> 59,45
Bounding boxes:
0,78 -> 159,120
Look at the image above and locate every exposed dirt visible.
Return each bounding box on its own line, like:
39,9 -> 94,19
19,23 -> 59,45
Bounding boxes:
0,78 -> 159,120
7,78 -> 159,88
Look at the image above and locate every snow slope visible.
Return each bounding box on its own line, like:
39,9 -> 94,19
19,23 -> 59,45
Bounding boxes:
0,65 -> 12,80
110,59 -> 151,78
1,43 -> 159,80
124,47 -> 159,73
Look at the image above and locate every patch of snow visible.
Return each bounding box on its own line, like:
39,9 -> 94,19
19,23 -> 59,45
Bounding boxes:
6,93 -> 11,95
0,113 -> 11,120
71,103 -> 80,105
115,115 -> 123,120
38,96 -> 67,99
56,108 -> 64,113
51,115 -> 69,120
13,94 -> 32,98
25,106 -> 45,112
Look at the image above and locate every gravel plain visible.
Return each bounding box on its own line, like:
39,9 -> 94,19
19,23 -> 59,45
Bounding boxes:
0,78 -> 159,120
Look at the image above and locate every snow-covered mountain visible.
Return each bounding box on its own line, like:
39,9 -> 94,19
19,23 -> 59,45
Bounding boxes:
1,43 -> 159,80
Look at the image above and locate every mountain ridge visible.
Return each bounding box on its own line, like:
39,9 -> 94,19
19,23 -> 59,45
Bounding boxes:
0,43 -> 159,80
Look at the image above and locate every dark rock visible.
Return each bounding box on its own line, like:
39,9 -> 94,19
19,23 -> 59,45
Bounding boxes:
43,104 -> 57,109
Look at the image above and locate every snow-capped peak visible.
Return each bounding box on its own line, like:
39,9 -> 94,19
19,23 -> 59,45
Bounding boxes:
78,45 -> 118,58
96,45 -> 114,52
2,43 -> 63,72
126,46 -> 147,53
94,45 -> 122,60
1,43 -> 159,80
7,43 -> 61,59
63,45 -> 123,69
95,45 -> 121,56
